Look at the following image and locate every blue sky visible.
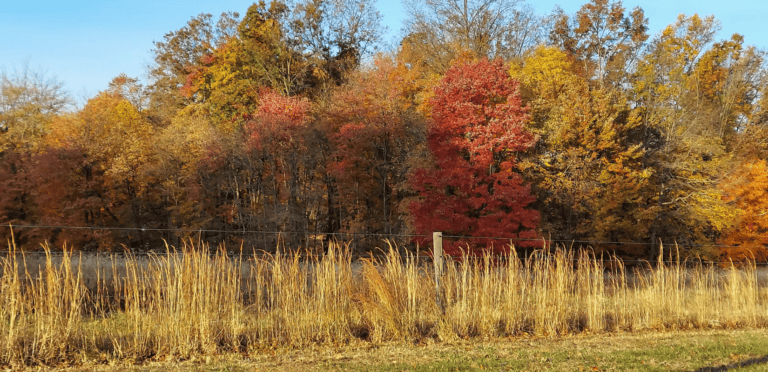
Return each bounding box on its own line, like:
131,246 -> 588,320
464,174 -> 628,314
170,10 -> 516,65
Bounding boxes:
1,0 -> 765,102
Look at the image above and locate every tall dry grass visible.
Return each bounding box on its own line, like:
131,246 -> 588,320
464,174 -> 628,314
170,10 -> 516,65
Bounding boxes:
1,239 -> 767,368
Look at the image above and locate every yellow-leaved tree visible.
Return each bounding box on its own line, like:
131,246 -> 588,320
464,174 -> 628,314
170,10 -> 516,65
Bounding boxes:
632,14 -> 761,259
512,46 -> 654,257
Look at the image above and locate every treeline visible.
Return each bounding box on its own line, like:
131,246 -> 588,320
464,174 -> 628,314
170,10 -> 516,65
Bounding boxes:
1,0 -> 767,261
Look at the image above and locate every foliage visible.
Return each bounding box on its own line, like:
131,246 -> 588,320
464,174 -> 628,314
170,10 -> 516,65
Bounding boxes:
631,14 -> 761,258
146,11 -> 240,124
512,46 -> 654,257
719,160 -> 768,262
287,0 -> 384,84
0,67 -> 71,154
323,55 -> 426,240
43,91 -> 156,249
180,2 -> 293,128
402,0 -> 550,73
550,0 -> 648,87
3,2 -> 768,259
410,58 -> 539,254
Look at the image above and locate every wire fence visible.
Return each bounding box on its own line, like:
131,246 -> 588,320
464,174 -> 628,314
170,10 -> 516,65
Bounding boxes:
2,223 -> 768,265
2,223 -> 767,248
0,224 -> 432,238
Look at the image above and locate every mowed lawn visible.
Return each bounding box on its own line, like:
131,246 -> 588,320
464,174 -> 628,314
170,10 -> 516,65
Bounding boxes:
62,329 -> 768,372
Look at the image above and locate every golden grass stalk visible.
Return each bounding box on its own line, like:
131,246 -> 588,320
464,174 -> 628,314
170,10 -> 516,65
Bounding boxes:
0,240 -> 766,368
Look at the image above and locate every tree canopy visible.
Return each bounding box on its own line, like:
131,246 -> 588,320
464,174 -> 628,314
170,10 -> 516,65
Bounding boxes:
3,0 -> 768,262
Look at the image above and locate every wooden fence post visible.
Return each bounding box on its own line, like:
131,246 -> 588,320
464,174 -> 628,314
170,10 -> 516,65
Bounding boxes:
433,231 -> 445,314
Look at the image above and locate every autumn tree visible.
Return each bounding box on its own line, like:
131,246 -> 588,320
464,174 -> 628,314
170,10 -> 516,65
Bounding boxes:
184,88 -> 326,250
107,74 -> 148,111
0,128 -> 116,250
550,0 -> 648,87
509,46 -> 654,256
29,148 -> 112,248
0,151 -> 35,246
147,11 -> 241,124
401,0 -> 549,73
736,80 -> 768,159
698,38 -> 766,160
237,1 -> 305,96
286,0 -> 384,87
0,66 -> 71,154
44,89 -> 158,249
180,2 -> 291,128
149,103 -> 218,246
246,90 -> 315,240
631,14 -> 762,259
0,67 -> 73,248
179,0 -> 384,129
322,55 -> 426,245
409,58 -> 539,254
718,160 -> 768,262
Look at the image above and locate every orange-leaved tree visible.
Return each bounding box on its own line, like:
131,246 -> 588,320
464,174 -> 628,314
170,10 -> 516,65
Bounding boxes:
243,89 -> 317,247
719,159 -> 768,262
409,58 -> 540,255
43,90 -> 156,249
323,55 -> 425,242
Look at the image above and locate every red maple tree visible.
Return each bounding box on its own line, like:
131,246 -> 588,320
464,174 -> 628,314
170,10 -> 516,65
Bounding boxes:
409,58 -> 540,255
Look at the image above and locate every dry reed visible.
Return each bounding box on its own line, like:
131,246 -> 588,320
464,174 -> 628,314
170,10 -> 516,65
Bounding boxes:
1,239 -> 766,368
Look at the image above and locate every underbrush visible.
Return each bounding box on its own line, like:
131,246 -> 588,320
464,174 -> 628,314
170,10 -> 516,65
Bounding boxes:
1,239 -> 766,368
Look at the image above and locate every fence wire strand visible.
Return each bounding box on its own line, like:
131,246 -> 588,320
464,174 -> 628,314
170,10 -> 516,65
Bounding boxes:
2,223 -> 768,257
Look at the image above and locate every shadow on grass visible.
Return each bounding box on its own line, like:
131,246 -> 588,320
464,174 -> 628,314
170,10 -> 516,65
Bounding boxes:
694,354 -> 768,371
